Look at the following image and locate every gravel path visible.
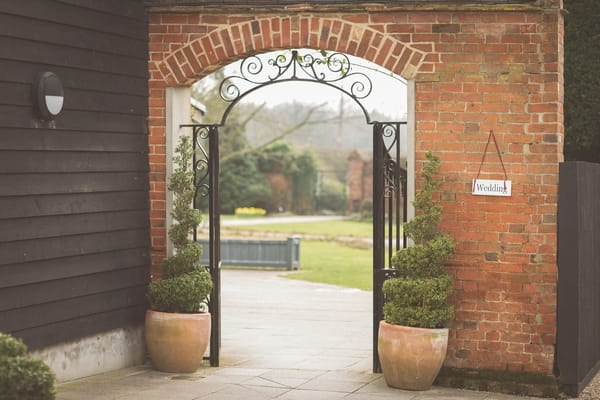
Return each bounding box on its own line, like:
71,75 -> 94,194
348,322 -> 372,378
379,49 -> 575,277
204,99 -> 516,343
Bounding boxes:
567,370 -> 600,400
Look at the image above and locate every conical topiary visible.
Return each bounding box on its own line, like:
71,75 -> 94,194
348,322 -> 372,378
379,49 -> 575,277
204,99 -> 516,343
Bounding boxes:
383,151 -> 455,328
147,135 -> 212,313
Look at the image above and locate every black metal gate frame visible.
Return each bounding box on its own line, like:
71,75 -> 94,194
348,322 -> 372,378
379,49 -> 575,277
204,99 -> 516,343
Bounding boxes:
179,49 -> 408,370
184,124 -> 222,366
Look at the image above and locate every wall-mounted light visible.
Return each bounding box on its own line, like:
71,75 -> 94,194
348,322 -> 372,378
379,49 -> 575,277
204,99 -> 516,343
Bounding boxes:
34,72 -> 64,120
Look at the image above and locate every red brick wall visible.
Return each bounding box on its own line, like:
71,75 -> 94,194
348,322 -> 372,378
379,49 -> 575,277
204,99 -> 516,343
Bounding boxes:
147,1 -> 564,374
266,172 -> 292,212
347,151 -> 365,213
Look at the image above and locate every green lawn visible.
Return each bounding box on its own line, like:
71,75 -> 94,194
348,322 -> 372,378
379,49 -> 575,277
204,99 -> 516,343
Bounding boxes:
230,219 -> 373,238
217,217 -> 400,291
219,214 -> 265,220
284,240 -> 373,291
225,218 -> 401,239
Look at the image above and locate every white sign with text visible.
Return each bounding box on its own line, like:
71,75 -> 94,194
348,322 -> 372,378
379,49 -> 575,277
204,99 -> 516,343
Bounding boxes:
471,179 -> 512,197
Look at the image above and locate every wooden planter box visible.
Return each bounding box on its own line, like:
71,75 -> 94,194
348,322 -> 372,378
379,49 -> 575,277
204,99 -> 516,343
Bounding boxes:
197,237 -> 300,270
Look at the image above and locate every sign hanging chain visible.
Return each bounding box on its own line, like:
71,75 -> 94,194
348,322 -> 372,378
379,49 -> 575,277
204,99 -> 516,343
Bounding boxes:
472,130 -> 508,192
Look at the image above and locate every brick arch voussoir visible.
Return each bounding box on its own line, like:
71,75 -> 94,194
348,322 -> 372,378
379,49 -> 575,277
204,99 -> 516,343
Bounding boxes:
156,17 -> 431,86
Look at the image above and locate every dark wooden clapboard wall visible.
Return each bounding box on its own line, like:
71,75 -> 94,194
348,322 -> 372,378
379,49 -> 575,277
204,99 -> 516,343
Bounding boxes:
0,0 -> 150,349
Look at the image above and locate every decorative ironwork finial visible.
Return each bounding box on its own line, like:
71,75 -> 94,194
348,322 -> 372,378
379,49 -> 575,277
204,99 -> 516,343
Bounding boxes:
219,49 -> 373,104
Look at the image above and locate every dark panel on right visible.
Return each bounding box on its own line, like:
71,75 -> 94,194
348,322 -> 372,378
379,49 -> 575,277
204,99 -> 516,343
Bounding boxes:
557,162 -> 600,396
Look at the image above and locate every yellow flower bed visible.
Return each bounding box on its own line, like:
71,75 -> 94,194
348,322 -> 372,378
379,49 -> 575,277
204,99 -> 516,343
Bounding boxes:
234,207 -> 267,216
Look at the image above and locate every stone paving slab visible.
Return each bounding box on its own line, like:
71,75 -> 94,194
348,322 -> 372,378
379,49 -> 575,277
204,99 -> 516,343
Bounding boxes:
57,270 -> 544,400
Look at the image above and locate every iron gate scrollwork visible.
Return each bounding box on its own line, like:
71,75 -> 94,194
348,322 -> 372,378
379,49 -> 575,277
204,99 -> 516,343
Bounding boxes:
214,49 -> 376,126
178,49 -> 408,372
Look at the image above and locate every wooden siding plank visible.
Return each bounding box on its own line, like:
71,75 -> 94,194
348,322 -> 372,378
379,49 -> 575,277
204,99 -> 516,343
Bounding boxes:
0,106 -> 37,129
0,106 -> 148,133
0,229 -> 150,266
0,248 -> 149,289
0,82 -> 147,115
0,129 -> 148,152
0,59 -> 148,95
12,305 -> 147,350
0,210 -> 149,243
0,172 -> 148,197
0,192 -> 148,220
0,286 -> 147,332
0,81 -> 29,105
0,36 -> 147,78
56,0 -> 148,21
0,266 -> 149,312
0,151 -> 148,173
66,89 -> 148,115
0,12 -> 146,60
0,0 -> 146,40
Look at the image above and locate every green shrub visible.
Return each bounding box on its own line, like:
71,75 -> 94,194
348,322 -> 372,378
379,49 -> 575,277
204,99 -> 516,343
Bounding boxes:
317,178 -> 347,213
147,268 -> 213,313
360,199 -> 373,220
291,150 -> 318,215
0,333 -> 55,400
0,333 -> 27,359
147,136 -> 213,313
383,275 -> 454,327
390,235 -> 455,278
0,357 -> 56,400
217,154 -> 272,214
383,152 -> 455,329
161,241 -> 203,278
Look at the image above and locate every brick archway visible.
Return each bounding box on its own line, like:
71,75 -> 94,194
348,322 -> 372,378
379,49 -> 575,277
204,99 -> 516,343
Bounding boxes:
147,3 -> 564,377
151,17 -> 431,86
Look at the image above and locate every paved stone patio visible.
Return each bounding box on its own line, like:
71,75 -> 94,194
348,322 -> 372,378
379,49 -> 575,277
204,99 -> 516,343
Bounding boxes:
57,270 -> 543,399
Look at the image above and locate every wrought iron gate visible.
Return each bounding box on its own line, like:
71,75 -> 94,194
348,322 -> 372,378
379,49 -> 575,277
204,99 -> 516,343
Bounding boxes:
372,121 -> 407,372
183,123 -> 222,366
179,49 -> 408,370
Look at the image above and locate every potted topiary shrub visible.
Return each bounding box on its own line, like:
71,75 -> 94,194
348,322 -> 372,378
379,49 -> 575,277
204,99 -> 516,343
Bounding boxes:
0,333 -> 56,400
145,135 -> 213,373
378,151 -> 455,391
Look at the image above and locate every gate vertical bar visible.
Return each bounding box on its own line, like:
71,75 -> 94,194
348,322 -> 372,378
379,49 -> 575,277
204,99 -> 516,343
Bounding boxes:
372,122 -> 384,373
396,124 -> 402,254
401,164 -> 408,246
373,122 -> 406,374
208,125 -> 221,367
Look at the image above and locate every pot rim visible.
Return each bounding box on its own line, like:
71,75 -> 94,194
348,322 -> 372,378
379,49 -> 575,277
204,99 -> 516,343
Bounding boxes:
379,320 -> 449,334
146,309 -> 211,318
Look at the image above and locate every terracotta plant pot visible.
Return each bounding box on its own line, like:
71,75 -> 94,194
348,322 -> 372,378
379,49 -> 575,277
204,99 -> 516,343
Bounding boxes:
145,310 -> 211,373
378,320 -> 448,391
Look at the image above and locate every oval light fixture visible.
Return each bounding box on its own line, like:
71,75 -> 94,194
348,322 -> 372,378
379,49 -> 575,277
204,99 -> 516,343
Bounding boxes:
34,72 -> 64,120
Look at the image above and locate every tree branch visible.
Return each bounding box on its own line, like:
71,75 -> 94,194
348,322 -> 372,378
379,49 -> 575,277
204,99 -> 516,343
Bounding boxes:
238,102 -> 267,131
221,102 -> 360,163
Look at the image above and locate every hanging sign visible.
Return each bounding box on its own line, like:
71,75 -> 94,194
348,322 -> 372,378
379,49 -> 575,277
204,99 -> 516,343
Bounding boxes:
472,179 -> 511,196
472,130 -> 512,197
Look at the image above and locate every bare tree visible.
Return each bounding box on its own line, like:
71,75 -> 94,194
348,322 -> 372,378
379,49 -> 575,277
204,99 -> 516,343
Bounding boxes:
191,72 -> 361,164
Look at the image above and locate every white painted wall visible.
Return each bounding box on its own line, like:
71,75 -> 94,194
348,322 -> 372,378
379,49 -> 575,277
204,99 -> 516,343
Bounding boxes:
30,326 -> 145,383
165,86 -> 192,256
407,79 -> 416,221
